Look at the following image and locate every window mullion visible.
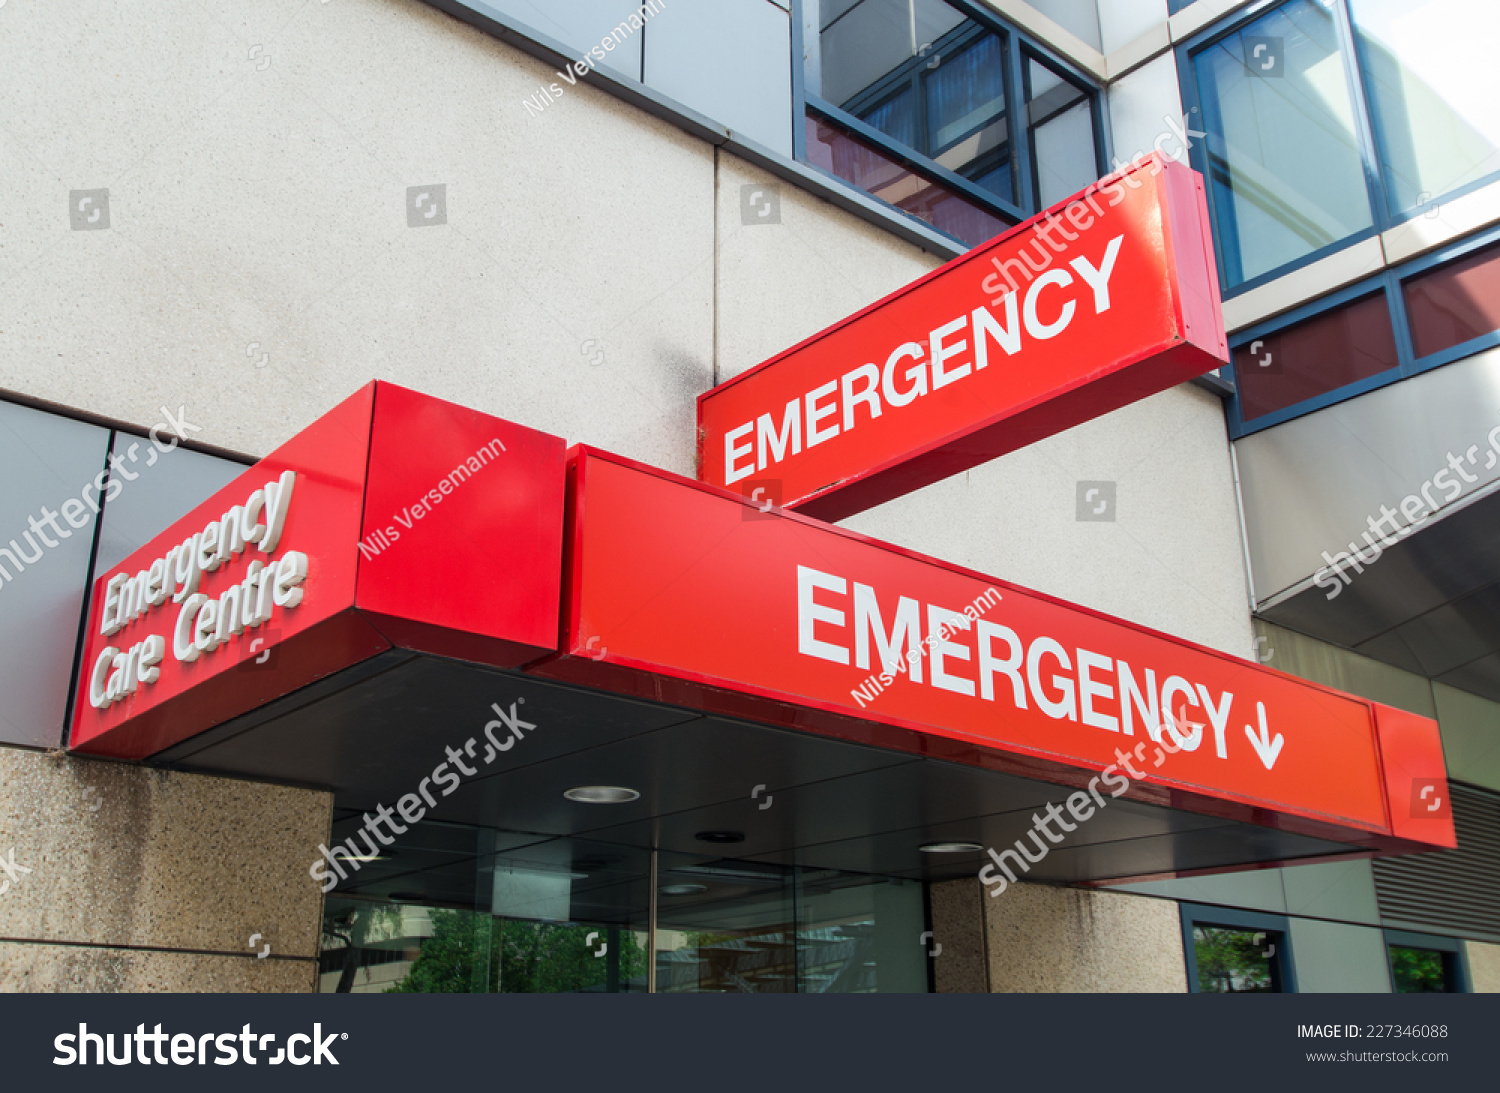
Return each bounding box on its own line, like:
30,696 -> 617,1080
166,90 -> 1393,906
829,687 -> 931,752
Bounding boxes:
1331,0 -> 1392,229
1007,33 -> 1033,213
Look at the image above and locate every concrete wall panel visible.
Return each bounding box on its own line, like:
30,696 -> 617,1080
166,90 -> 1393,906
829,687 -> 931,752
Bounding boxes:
0,747 -> 331,966
983,882 -> 1188,992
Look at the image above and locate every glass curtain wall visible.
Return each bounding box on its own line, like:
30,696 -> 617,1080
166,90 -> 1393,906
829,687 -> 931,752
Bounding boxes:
318,816 -> 928,994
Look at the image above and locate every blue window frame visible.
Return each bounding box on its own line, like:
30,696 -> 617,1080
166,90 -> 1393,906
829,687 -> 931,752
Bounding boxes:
1227,217 -> 1500,436
1178,0 -> 1500,296
795,0 -> 1108,248
1181,903 -> 1298,993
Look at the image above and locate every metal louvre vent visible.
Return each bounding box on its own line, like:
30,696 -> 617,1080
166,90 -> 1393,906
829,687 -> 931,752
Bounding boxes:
1374,784 -> 1500,944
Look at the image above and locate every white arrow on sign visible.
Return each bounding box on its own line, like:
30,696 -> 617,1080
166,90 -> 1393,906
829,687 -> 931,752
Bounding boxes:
1244,701 -> 1284,770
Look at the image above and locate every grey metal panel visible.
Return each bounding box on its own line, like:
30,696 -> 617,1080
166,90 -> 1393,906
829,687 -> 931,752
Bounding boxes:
1112,868 -> 1288,913
1259,487 -> 1500,703
93,434 -> 246,575
0,401 -> 110,749
1374,784 -> 1500,944
644,0 -> 794,155
1282,858 -> 1381,926
1436,652 -> 1500,710
1235,348 -> 1500,605
1431,683 -> 1500,794
1287,919 -> 1392,992
464,0 -> 646,79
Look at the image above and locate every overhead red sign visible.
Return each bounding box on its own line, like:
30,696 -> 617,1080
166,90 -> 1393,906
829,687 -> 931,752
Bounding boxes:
70,382 -> 566,760
536,449 -> 1454,853
697,154 -> 1227,521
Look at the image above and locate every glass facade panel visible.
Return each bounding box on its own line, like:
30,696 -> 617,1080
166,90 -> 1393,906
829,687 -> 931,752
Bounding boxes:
1026,57 -> 1096,207
654,858 -> 927,993
796,871 -> 927,993
1350,0 -> 1500,217
1403,238 -> 1500,358
1192,925 -> 1284,992
0,400 -> 110,749
1193,0 -> 1374,287
319,818 -> 928,994
805,0 -> 1016,204
1234,292 -> 1399,421
805,114 -> 1011,246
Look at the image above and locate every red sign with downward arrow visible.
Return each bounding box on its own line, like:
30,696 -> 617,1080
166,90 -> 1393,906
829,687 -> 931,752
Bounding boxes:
538,450 -> 1455,852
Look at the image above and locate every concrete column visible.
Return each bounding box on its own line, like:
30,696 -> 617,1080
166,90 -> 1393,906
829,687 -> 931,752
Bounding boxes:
982,881 -> 1187,992
928,878 -> 990,993
1466,940 -> 1500,992
0,746 -> 331,992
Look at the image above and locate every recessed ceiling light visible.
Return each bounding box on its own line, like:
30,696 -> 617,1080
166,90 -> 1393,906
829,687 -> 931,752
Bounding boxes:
694,830 -> 746,844
918,841 -> 984,853
332,850 -> 392,863
659,883 -> 709,896
564,785 -> 641,804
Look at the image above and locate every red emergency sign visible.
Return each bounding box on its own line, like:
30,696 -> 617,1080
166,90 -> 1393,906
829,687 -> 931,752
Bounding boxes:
537,449 -> 1454,853
698,153 -> 1227,521
69,382 -> 566,759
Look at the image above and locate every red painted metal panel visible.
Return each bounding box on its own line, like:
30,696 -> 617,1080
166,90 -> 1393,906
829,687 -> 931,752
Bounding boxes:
697,154 -> 1228,521
1372,702 -> 1458,850
355,382 -> 565,665
535,448 -> 1452,853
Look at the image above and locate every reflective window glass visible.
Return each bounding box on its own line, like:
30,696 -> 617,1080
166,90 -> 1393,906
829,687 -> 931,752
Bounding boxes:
1389,944 -> 1458,992
1192,0 -> 1374,286
1350,0 -> 1500,217
319,817 -> 930,994
805,114 -> 1012,246
1403,238 -> 1500,358
1026,56 -> 1097,207
1192,925 -> 1284,992
1234,292 -> 1399,421
805,0 -> 1016,203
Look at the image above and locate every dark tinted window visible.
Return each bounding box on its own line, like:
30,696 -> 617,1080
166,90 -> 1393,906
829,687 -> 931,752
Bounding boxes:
805,114 -> 1011,247
1235,293 -> 1399,420
1389,944 -> 1458,993
1403,239 -> 1500,359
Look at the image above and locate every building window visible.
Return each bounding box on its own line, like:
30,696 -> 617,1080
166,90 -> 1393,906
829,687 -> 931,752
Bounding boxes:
1188,0 -> 1374,289
799,0 -> 1103,248
1233,290 -> 1399,422
804,114 -> 1012,245
1025,54 -> 1097,208
1349,0 -> 1500,220
1401,236 -> 1500,361
1385,930 -> 1470,993
1181,904 -> 1296,992
1182,0 -> 1500,293
1228,221 -> 1500,434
